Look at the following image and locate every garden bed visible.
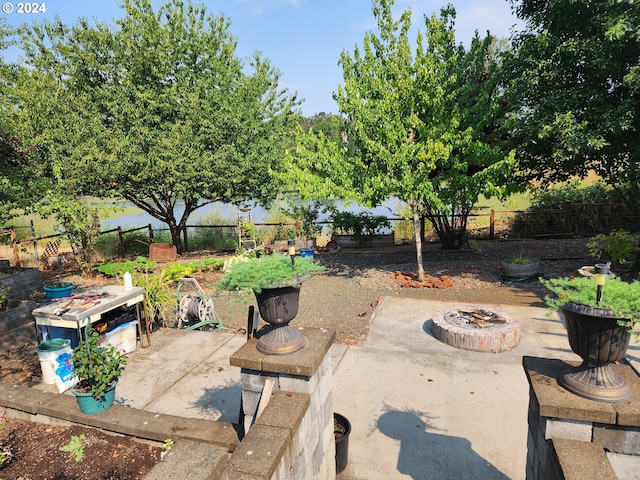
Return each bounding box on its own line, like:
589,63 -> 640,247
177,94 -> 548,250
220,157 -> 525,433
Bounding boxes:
0,415 -> 162,479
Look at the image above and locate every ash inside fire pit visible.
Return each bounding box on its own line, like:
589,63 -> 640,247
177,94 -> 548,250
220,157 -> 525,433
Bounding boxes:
432,306 -> 520,352
443,309 -> 509,329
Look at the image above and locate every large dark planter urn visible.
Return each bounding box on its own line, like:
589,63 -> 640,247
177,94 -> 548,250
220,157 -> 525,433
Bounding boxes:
253,284 -> 306,355
559,302 -> 632,403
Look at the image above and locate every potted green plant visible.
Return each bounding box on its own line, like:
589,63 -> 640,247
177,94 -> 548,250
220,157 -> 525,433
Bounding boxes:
327,207 -> 392,247
283,201 -> 324,251
587,230 -> 640,277
542,272 -> 640,402
43,281 -> 74,299
334,412 -> 351,474
500,255 -> 540,281
71,329 -> 127,414
217,254 -> 325,354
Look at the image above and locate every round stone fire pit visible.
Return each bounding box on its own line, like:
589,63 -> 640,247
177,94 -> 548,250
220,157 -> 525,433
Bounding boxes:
432,306 -> 520,353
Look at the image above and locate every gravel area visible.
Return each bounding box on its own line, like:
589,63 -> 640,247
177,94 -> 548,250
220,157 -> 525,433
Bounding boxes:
281,237 -> 594,345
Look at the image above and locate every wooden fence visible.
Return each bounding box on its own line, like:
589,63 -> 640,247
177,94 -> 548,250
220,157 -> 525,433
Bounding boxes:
2,202 -> 638,267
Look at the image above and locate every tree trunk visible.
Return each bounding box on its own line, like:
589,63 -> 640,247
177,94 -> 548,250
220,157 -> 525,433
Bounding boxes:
411,201 -> 425,282
168,222 -> 183,254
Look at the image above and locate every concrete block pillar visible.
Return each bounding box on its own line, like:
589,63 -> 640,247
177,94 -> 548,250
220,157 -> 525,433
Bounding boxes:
230,327 -> 336,480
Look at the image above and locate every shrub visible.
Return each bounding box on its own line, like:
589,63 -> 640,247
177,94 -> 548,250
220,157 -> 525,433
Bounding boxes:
217,254 -> 325,293
188,211 -> 237,251
509,180 -> 634,237
327,208 -> 391,237
587,230 -> 640,264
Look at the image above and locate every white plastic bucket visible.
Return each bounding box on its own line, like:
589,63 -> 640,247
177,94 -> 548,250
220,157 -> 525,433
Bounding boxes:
37,338 -> 71,384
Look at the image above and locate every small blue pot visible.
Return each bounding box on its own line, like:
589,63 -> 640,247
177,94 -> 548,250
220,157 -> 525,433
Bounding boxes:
72,383 -> 117,414
43,282 -> 74,299
299,248 -> 315,259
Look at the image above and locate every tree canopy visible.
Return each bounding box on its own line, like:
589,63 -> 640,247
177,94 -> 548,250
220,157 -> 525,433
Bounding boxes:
0,21 -> 50,224
504,0 -> 640,212
288,0 -> 514,279
13,0 -> 300,250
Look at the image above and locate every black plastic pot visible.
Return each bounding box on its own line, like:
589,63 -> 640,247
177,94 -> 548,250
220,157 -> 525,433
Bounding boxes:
334,412 -> 351,474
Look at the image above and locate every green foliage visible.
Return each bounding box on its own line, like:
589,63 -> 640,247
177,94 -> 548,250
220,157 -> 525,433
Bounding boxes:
13,0 -> 300,250
282,201 -> 324,240
95,257 -> 157,277
35,197 -> 103,267
184,258 -> 225,272
510,180 -> 632,236
72,330 -> 127,400
264,208 -> 296,241
0,444 -> 11,468
0,288 -> 9,309
132,267 -> 174,327
95,256 -> 223,280
288,0 -> 516,283
95,230 -> 153,258
163,438 -> 174,452
542,276 -> 640,334
0,414 -> 11,468
504,255 -> 535,265
505,0 -> 640,213
217,254 -> 325,293
0,24 -> 51,224
587,230 -> 640,264
327,208 -> 390,237
162,263 -> 194,282
59,435 -> 86,463
299,113 -> 345,143
189,212 -> 237,251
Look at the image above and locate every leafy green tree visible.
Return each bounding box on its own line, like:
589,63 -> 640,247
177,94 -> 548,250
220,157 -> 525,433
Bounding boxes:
288,0 -> 514,280
0,21 -> 50,224
299,113 -> 345,144
504,0 -> 640,212
16,0 -> 300,251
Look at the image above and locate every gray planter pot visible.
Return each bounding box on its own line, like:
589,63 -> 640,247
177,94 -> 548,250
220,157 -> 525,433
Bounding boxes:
500,258 -> 540,281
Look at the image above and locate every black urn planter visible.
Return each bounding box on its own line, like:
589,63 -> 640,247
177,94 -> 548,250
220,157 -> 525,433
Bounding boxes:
559,302 -> 632,403
253,285 -> 306,355
334,413 -> 351,474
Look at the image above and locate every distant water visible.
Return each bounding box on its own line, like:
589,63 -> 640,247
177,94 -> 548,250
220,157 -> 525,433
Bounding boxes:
100,199 -> 404,230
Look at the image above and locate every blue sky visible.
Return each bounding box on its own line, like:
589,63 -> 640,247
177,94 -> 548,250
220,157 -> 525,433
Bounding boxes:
1,0 -> 522,116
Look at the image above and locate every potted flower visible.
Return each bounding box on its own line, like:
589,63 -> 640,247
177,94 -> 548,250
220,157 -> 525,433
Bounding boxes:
217,254 -> 325,355
71,329 -> 127,414
542,271 -> 640,403
501,255 -> 540,281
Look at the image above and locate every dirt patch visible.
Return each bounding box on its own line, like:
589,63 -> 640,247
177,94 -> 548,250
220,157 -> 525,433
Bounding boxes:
0,415 -> 162,480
